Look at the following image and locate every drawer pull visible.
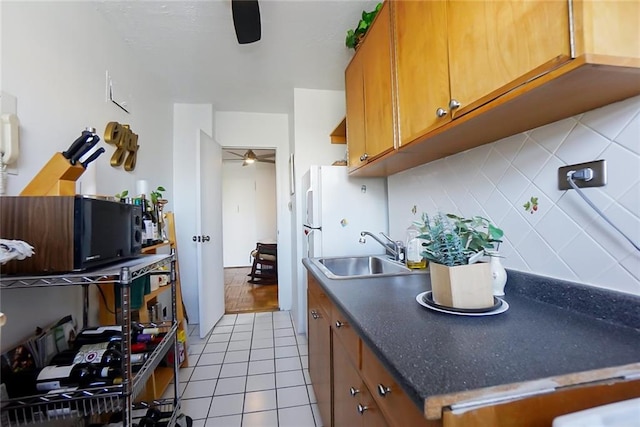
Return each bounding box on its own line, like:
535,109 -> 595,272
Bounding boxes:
357,404 -> 368,415
349,387 -> 360,396
377,384 -> 392,397
335,320 -> 344,328
310,310 -> 319,320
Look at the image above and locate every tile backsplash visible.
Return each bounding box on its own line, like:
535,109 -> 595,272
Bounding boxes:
388,95 -> 640,295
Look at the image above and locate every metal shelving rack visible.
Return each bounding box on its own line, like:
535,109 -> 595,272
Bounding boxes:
0,254 -> 181,426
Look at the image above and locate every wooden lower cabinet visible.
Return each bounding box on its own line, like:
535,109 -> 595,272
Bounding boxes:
307,272 -> 640,426
308,284 -> 332,427
333,333 -> 387,427
361,343 -> 441,427
308,273 -> 428,427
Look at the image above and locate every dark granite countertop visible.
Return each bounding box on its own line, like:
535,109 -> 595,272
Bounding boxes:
302,258 -> 640,419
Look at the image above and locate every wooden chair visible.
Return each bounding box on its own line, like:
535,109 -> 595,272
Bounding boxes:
248,243 -> 278,285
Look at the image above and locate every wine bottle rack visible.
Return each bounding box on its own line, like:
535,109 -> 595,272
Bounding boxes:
0,254 -> 181,426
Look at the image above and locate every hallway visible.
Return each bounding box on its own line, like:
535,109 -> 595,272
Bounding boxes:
224,267 -> 279,314
168,311 -> 319,426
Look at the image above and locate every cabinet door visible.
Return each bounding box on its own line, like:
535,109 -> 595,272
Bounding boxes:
394,0 -> 451,146
333,335 -> 364,427
333,334 -> 388,427
362,2 -> 395,160
308,291 -> 332,427
346,53 -> 367,171
448,0 -> 571,117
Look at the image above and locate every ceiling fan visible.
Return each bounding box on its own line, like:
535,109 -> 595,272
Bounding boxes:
232,0 -> 261,44
227,149 -> 275,166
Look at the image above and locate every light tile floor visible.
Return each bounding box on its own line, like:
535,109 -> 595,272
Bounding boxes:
164,311 -> 322,427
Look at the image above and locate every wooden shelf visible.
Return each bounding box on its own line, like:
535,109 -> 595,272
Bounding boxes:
330,117 -> 347,144
136,366 -> 173,403
142,242 -> 170,254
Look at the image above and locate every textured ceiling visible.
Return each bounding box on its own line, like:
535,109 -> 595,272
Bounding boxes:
94,0 -> 378,114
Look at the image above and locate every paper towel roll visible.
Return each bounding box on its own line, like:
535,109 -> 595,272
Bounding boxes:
136,179 -> 149,197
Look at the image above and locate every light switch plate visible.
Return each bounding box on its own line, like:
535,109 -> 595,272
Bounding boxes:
558,160 -> 607,191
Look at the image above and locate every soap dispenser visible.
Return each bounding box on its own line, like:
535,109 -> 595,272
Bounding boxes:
405,224 -> 427,269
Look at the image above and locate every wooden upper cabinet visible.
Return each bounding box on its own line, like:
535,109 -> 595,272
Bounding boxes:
447,0 -> 571,117
346,54 -> 367,170
345,0 -> 638,177
394,0 -> 451,146
361,2 -> 395,160
346,1 -> 395,172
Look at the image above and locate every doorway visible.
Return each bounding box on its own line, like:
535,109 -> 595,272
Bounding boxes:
221,148 -> 279,314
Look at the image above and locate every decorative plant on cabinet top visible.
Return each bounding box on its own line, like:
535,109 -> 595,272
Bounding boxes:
345,2 -> 382,49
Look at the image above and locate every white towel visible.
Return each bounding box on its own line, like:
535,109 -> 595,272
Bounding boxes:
0,239 -> 35,264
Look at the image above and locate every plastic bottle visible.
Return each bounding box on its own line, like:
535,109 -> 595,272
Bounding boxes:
405,225 -> 427,269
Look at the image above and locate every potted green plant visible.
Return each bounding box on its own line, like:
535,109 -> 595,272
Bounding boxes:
415,213 -> 504,309
345,2 -> 382,49
149,186 -> 166,206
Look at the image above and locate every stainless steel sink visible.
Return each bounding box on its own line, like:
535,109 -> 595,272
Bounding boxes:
312,255 -> 412,279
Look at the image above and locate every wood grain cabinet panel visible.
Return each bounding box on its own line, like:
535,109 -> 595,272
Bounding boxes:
393,0 -> 451,145
362,343 -> 439,427
447,0 -> 571,118
308,277 -> 332,427
333,334 -> 388,427
346,53 -> 367,170
346,1 -> 395,172
331,306 -> 360,369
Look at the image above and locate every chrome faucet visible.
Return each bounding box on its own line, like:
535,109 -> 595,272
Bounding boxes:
359,231 -> 405,262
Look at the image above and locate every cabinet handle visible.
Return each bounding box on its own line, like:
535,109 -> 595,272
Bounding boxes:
359,153 -> 369,162
335,320 -> 344,328
349,387 -> 360,396
449,99 -> 461,110
436,108 -> 448,118
357,404 -> 368,415
310,310 -> 319,320
377,383 -> 392,397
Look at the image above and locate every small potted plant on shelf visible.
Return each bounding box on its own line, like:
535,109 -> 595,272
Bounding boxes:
345,2 -> 382,50
415,213 -> 504,310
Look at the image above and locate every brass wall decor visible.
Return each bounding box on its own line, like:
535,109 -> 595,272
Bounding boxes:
104,121 -> 139,171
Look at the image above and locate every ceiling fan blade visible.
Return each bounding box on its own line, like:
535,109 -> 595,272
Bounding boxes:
257,159 -> 275,164
227,151 -> 245,158
255,153 -> 275,160
232,0 -> 261,45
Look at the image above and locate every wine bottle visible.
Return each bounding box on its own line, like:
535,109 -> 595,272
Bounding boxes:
73,342 -> 122,365
36,363 -> 103,391
97,366 -> 122,379
74,326 -> 122,347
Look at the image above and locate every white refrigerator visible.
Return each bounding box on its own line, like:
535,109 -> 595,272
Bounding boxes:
302,165 -> 389,259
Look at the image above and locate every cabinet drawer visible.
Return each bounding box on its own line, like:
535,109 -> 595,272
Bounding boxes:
331,306 -> 360,369
361,343 -> 434,427
308,275 -> 332,319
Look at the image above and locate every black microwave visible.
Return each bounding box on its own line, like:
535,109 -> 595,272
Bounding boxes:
0,196 -> 142,274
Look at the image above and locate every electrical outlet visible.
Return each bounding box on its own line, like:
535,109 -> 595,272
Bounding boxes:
558,160 -> 607,191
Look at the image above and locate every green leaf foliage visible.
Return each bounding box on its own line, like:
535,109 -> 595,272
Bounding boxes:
345,3 -> 382,49
414,212 -> 504,266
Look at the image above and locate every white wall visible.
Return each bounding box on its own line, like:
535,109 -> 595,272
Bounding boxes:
173,104 -> 214,324
222,160 -> 277,267
292,88 -> 347,334
389,95 -> 640,296
0,1 -> 173,350
215,112 -> 291,310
